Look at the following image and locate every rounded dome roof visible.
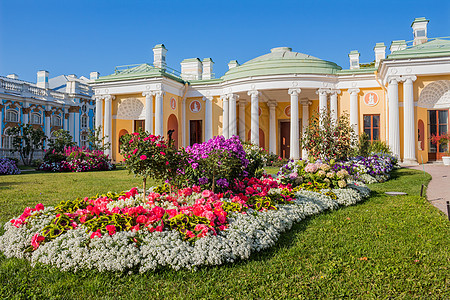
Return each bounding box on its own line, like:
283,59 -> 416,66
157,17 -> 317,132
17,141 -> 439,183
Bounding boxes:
221,47 -> 342,81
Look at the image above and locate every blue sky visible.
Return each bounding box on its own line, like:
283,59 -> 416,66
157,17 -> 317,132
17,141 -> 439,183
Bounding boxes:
1,0 -> 449,83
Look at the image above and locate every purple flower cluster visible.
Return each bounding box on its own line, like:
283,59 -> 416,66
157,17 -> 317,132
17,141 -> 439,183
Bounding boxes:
186,135 -> 249,169
0,158 -> 21,175
332,154 -> 397,179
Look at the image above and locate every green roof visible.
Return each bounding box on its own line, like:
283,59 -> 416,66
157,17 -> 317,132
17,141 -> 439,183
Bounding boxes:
337,67 -> 377,75
94,63 -> 184,83
386,38 -> 450,60
221,47 -> 342,81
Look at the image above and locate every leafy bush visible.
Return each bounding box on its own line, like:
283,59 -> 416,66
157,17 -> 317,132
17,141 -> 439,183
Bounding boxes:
46,129 -> 76,154
301,110 -> 357,161
369,140 -> 392,155
0,158 -> 21,175
6,124 -> 46,166
242,141 -> 268,178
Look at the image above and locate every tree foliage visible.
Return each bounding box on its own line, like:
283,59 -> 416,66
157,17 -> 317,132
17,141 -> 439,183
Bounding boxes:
87,126 -> 111,152
6,124 -> 46,166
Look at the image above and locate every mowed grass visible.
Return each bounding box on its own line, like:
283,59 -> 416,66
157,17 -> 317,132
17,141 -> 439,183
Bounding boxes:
0,168 -> 449,299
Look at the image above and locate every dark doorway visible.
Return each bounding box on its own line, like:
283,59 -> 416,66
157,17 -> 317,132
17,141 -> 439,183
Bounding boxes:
280,121 -> 290,159
134,120 -> 145,132
428,110 -> 449,160
190,120 -> 202,146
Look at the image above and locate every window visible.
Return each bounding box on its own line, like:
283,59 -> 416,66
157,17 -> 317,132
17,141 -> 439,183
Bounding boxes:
81,115 -> 88,128
363,114 -> 380,141
31,113 -> 42,124
80,133 -> 88,148
351,60 -> 358,67
5,109 -> 19,122
416,30 -> 426,37
51,115 -> 62,126
3,129 -> 13,149
81,104 -> 87,113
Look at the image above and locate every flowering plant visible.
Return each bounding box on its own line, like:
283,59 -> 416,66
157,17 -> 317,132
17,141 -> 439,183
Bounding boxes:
184,136 -> 249,192
0,158 -> 21,175
120,131 -> 187,195
430,133 -> 450,155
242,141 -> 269,178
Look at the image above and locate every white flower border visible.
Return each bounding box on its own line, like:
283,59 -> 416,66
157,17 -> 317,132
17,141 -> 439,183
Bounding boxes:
0,183 -> 370,273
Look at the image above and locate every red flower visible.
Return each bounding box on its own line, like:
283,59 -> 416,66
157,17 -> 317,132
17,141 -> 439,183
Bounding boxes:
105,225 -> 116,235
140,155 -> 147,160
31,233 -> 45,250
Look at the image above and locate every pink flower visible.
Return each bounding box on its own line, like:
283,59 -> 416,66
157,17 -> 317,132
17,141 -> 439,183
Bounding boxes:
202,190 -> 213,198
160,152 -> 166,156
152,206 -> 165,219
105,225 -> 116,235
140,155 -> 147,160
31,233 -> 45,250
34,203 -> 44,211
90,230 -> 102,239
136,215 -> 148,224
133,132 -> 139,136
132,149 -> 138,155
165,161 -> 169,165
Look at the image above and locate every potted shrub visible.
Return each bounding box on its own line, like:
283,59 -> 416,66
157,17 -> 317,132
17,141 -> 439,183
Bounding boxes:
431,133 -> 450,165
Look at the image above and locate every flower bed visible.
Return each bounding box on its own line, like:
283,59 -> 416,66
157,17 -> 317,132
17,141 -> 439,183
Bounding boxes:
0,177 -> 370,272
0,158 -> 21,175
37,147 -> 115,172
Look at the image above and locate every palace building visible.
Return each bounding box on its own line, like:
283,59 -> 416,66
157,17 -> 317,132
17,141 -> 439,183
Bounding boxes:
91,17 -> 450,164
0,71 -> 96,158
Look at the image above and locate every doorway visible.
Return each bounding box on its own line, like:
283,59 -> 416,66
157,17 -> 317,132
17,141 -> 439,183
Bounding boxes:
190,120 -> 202,146
134,120 -> 145,132
428,109 -> 449,160
167,114 -> 179,148
280,121 -> 290,159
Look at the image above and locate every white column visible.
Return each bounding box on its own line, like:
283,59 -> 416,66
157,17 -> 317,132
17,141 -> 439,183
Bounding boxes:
154,91 -> 164,136
44,110 -> 51,148
74,109 -> 80,145
228,94 -> 238,137
248,90 -> 260,145
403,76 -> 417,164
204,96 -> 213,141
95,96 -> 103,131
181,98 -> 186,147
22,107 -> 29,124
68,111 -> 74,139
222,96 -> 229,138
0,105 -> 3,148
349,88 -> 360,135
288,88 -> 301,160
238,100 -> 246,141
329,90 -> 340,124
317,89 -> 328,120
301,99 -> 311,159
142,91 -> 153,134
268,101 -> 277,154
388,77 -> 401,158
104,95 -> 113,156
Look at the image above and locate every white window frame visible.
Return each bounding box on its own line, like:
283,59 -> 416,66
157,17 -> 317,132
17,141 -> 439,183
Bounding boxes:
30,112 -> 42,125
51,115 -> 62,126
5,109 -> 19,122
81,114 -> 88,128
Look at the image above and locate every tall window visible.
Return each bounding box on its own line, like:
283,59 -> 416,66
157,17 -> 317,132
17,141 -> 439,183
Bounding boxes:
363,114 -> 380,141
52,115 -> 62,126
81,115 -> 88,128
31,113 -> 42,124
5,109 -> 19,122
80,133 -> 88,148
3,128 -> 13,149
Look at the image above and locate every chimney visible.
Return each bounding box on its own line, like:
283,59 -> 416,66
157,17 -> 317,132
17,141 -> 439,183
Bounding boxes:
202,58 -> 214,80
228,60 -> 240,70
412,17 -> 429,46
153,44 -> 168,69
348,51 -> 360,69
6,74 -> 19,80
180,58 -> 202,80
390,40 -> 407,53
90,71 -> 100,80
37,70 -> 49,89
374,43 -> 386,67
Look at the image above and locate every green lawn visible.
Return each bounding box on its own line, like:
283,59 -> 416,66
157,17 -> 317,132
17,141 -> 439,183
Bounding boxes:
0,168 -> 449,299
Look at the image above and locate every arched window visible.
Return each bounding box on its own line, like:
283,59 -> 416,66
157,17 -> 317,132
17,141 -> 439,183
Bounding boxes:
81,115 -> 88,128
80,133 -> 88,148
3,128 -> 13,149
5,109 -> 19,122
51,115 -> 62,126
30,113 -> 42,125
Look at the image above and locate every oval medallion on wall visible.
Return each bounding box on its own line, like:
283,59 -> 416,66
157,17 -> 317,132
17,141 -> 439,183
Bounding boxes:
285,105 -> 291,117
364,92 -> 379,106
170,98 -> 176,110
190,100 -> 201,113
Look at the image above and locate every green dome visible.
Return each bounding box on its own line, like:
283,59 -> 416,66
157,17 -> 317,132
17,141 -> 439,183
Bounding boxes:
221,47 -> 342,81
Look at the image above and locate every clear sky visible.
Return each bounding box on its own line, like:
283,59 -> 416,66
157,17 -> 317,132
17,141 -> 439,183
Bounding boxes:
1,0 -> 449,83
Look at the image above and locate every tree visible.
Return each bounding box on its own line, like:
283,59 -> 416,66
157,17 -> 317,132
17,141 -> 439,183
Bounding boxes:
46,129 -> 76,153
87,126 -> 111,152
6,124 -> 46,166
301,110 -> 357,161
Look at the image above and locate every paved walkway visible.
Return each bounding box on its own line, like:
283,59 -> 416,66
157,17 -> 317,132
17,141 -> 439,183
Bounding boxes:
407,164 -> 450,217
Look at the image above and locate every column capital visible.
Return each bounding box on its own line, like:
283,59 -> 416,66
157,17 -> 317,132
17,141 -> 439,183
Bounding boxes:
44,110 -> 53,117
300,98 -> 312,106
226,93 -> 239,101
267,100 -> 278,108
316,88 -> 330,96
330,89 -> 341,95
103,95 -> 115,102
142,91 -> 153,97
348,88 -> 360,95
202,95 -> 214,102
402,75 -> 417,83
220,95 -> 229,102
22,107 -> 31,114
247,90 -> 260,97
153,90 -> 165,97
387,75 -> 402,85
288,88 -> 301,96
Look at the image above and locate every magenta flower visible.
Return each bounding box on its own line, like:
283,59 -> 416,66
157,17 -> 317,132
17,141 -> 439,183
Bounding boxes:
140,155 -> 147,160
